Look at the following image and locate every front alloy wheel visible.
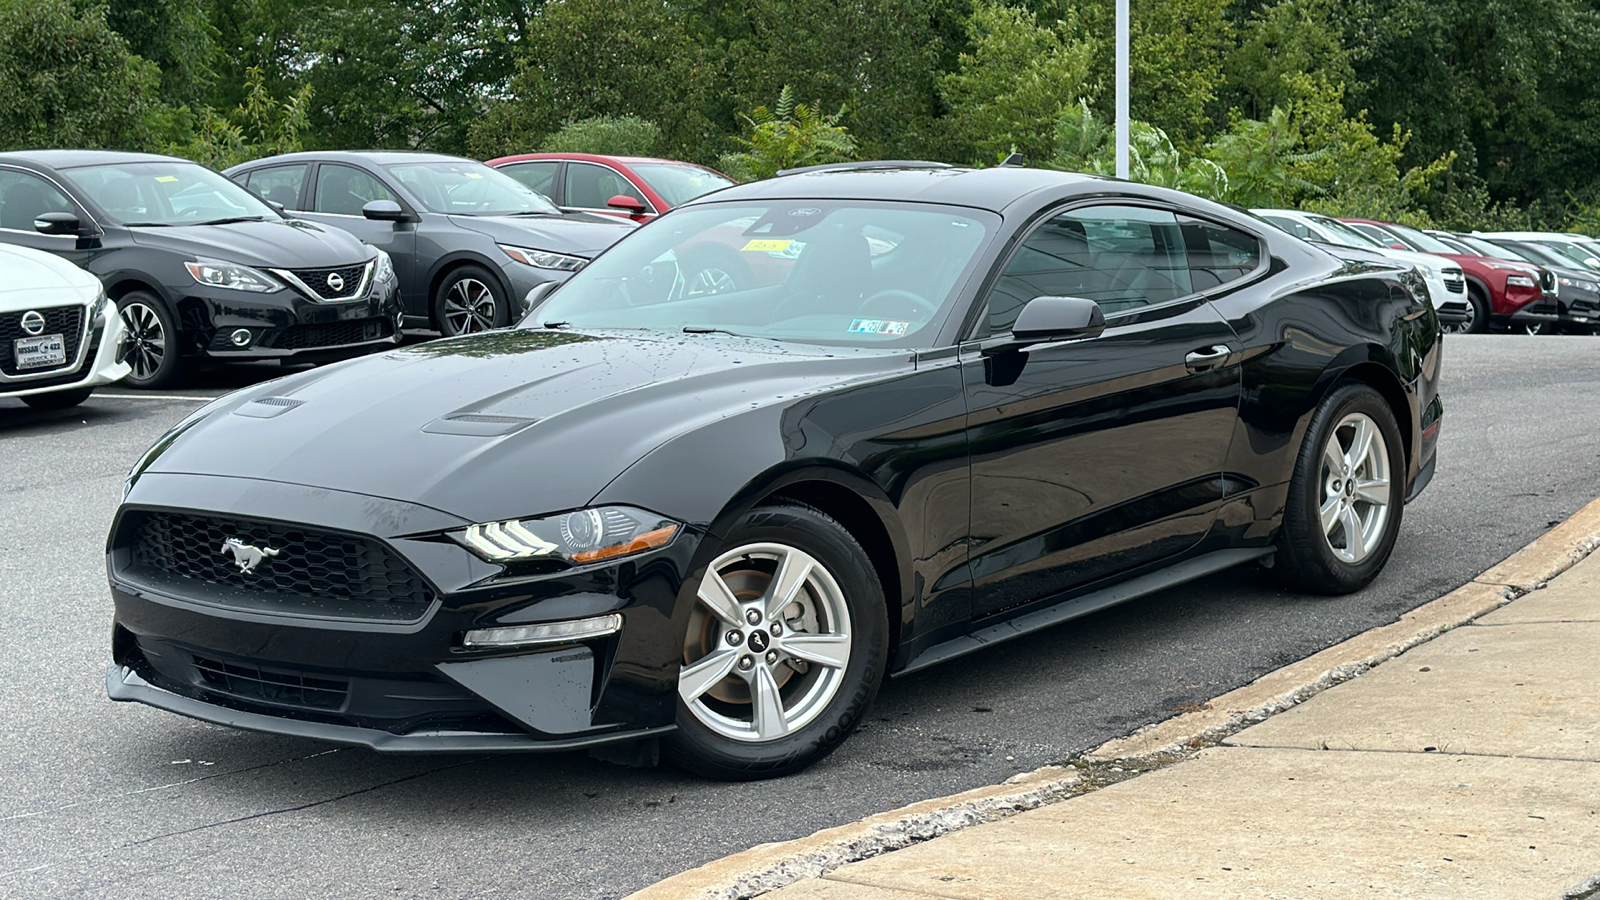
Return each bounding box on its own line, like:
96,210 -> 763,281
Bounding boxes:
668,504 -> 886,779
116,291 -> 184,388
435,265 -> 506,336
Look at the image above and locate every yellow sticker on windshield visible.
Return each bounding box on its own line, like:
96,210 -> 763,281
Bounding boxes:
154,176 -> 178,183
741,239 -> 793,253
465,173 -> 483,179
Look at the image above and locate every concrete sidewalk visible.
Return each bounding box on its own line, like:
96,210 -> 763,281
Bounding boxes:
758,552 -> 1600,900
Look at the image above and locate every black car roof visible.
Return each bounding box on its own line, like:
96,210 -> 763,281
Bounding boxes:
0,149 -> 194,169
697,163 -> 1110,213
226,150 -> 475,171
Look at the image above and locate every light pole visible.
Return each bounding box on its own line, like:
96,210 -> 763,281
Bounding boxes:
1115,0 -> 1129,179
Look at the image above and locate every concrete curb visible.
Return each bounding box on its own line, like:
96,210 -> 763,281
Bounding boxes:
625,495 -> 1600,900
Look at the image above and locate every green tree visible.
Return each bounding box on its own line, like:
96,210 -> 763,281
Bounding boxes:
166,67 -> 311,170
1052,103 -> 1227,200
542,116 -> 663,156
0,0 -> 162,150
1221,0 -> 1357,121
939,0 -> 1097,164
103,0 -> 220,107
718,87 -> 858,181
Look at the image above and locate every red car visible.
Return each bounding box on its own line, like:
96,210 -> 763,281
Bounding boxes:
485,153 -> 736,223
1342,218 -> 1555,333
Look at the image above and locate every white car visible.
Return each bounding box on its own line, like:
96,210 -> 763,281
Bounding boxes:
1254,209 -> 1472,328
1473,231 -> 1600,270
1,243 -> 129,409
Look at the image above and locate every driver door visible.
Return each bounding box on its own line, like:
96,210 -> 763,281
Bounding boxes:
961,203 -> 1245,617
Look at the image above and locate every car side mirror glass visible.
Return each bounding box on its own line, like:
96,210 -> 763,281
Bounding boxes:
606,194 -> 647,214
34,211 -> 82,236
363,199 -> 409,222
1009,296 -> 1106,344
267,200 -> 287,214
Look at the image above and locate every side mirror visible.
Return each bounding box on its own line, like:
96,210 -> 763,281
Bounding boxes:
363,199 -> 410,222
606,194 -> 647,215
34,212 -> 82,236
1009,296 -> 1106,344
266,200 -> 287,214
520,281 -> 559,317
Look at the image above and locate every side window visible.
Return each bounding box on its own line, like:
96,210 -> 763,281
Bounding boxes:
500,161 -> 559,201
566,163 -> 644,210
1179,216 -> 1263,291
0,170 -> 77,232
985,205 -> 1190,334
1260,215 -> 1313,240
313,164 -> 396,216
242,165 -> 307,210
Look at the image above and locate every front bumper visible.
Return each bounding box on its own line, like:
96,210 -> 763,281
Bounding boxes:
1,300 -> 130,398
107,473 -> 696,751
177,274 -> 404,362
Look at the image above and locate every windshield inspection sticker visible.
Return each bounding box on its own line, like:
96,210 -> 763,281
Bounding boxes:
848,318 -> 910,335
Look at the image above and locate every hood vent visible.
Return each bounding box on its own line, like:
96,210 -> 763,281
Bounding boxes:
422,412 -> 539,437
234,397 -> 305,419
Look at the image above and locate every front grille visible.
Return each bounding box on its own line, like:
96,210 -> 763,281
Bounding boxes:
0,305 -> 85,376
290,263 -> 370,301
1442,276 -> 1465,294
193,654 -> 350,710
122,510 -> 435,622
263,317 -> 392,351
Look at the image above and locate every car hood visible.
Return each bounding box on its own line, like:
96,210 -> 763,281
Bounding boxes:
127,218 -> 373,268
0,244 -> 99,301
137,329 -> 904,525
447,215 -> 636,257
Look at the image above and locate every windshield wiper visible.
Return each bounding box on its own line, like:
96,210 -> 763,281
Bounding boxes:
683,326 -> 748,337
122,222 -> 172,227
542,321 -> 569,329
508,210 -> 559,217
192,216 -> 266,226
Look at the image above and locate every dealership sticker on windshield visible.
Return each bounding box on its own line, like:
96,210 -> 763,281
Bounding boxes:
154,176 -> 178,182
741,239 -> 793,253
848,318 -> 909,335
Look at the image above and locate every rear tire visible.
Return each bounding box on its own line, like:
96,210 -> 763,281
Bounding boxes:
21,387 -> 93,409
666,503 -> 888,780
116,291 -> 185,389
1274,382 -> 1405,595
1463,287 -> 1490,334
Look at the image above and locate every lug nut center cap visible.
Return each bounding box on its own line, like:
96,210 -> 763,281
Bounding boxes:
747,629 -> 771,653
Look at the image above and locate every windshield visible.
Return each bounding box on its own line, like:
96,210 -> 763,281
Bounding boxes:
386,161 -> 561,216
1502,241 -> 1572,268
527,200 -> 995,348
64,161 -> 276,226
1306,215 -> 1387,249
631,163 -> 735,208
1536,240 -> 1600,269
1459,236 -> 1528,261
1387,223 -> 1457,254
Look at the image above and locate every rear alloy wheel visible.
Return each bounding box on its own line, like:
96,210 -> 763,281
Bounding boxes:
434,265 -> 507,336
117,291 -> 185,389
1273,382 -> 1405,594
668,504 -> 887,779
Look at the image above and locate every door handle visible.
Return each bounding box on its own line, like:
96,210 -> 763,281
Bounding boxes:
1184,344 -> 1233,373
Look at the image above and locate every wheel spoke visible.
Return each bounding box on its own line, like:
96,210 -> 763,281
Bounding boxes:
1353,477 -> 1390,506
764,547 -> 817,620
1322,439 -> 1347,478
697,569 -> 744,626
678,649 -> 739,704
1340,505 -> 1367,560
781,633 -> 850,670
1319,494 -> 1343,536
748,664 -> 788,739
1346,419 -> 1375,474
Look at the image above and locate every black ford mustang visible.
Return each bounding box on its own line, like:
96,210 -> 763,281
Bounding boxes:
107,163 -> 1442,779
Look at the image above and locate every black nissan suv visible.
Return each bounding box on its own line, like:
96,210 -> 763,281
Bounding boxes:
0,151 -> 402,388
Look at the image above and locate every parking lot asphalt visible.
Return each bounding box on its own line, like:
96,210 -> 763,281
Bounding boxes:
2,334 -> 1597,899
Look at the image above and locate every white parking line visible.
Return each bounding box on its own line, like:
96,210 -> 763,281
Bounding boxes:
95,393 -> 222,402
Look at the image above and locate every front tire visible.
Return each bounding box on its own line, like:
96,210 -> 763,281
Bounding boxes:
21,387 -> 93,409
1463,287 -> 1490,334
667,504 -> 888,780
1273,382 -> 1405,595
116,291 -> 185,389
433,265 -> 507,336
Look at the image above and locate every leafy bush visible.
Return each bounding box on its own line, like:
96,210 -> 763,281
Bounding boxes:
719,87 -> 857,181
543,116 -> 662,156
165,68 -> 311,171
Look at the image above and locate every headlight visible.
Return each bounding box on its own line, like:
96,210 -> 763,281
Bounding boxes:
454,505 -> 679,565
498,244 -> 587,272
184,258 -> 281,293
1505,274 -> 1537,288
90,287 -> 112,322
372,248 -> 395,283
1558,276 -> 1599,292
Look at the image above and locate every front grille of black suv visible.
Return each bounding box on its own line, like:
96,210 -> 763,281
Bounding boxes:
0,305 -> 85,376
121,510 -> 435,622
192,654 -> 350,710
263,317 -> 392,351
290,262 -> 371,301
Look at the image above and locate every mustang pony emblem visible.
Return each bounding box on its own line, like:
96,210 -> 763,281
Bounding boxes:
220,537 -> 280,574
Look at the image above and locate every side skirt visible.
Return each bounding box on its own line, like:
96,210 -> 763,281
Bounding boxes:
894,547 -> 1274,677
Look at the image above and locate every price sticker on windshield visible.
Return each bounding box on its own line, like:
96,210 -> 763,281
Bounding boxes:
154,176 -> 178,183
848,319 -> 909,335
741,239 -> 792,253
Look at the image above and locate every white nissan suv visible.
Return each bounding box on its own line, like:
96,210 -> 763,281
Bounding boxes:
1,243 -> 129,409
